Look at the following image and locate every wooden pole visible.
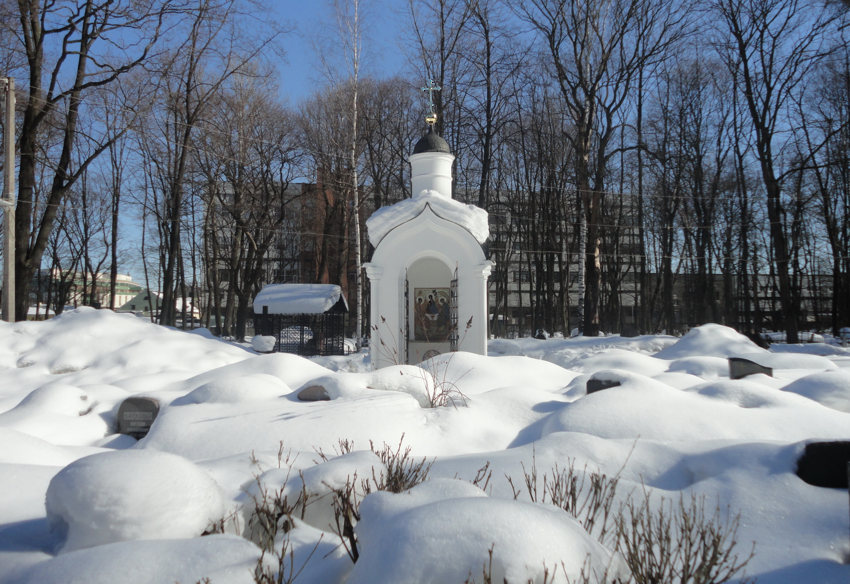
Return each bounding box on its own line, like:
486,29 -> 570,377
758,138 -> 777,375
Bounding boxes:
2,77 -> 14,322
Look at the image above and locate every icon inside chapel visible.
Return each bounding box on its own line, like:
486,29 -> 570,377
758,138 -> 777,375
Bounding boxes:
413,287 -> 451,341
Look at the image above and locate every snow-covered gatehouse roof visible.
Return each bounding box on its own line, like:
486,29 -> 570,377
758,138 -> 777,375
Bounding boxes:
252,284 -> 348,315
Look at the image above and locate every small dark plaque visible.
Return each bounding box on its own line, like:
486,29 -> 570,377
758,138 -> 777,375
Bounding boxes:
795,441 -> 850,489
587,378 -> 621,394
728,357 -> 773,380
117,397 -> 160,439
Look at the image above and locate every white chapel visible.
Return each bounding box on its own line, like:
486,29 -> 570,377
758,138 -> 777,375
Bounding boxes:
364,113 -> 492,369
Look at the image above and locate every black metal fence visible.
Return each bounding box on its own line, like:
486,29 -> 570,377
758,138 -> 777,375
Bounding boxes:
253,312 -> 346,356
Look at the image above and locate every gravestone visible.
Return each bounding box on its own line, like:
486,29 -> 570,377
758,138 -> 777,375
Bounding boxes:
297,385 -> 331,402
728,357 -> 773,379
117,397 -> 160,439
795,441 -> 850,489
586,378 -> 622,394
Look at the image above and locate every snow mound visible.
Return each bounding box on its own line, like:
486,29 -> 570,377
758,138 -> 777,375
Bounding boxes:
487,338 -> 524,356
771,342 -> 850,356
666,356 -> 730,378
11,309 -> 249,385
781,370 -> 850,413
140,384 -> 427,460
349,479 -> 625,583
543,374 -> 850,442
572,348 -> 668,376
179,352 -> 331,395
423,351 -> 578,395
175,374 -> 288,404
749,352 -> 837,371
291,366 -> 434,405
368,365 -> 433,407
0,428 -> 98,466
523,334 -> 677,367
45,450 -> 224,552
0,384 -> 109,445
687,379 -> 791,408
654,324 -> 765,359
3,383 -> 92,415
16,534 -> 259,584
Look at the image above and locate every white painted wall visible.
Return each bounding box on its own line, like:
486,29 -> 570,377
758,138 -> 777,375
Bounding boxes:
366,207 -> 492,369
410,151 -> 453,199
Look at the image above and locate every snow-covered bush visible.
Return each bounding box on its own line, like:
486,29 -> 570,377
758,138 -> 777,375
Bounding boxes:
45,450 -> 224,552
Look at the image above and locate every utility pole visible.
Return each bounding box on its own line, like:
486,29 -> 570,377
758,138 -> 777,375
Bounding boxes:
2,77 -> 14,322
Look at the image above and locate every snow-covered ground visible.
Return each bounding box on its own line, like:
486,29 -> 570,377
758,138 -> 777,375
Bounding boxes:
0,308 -> 848,583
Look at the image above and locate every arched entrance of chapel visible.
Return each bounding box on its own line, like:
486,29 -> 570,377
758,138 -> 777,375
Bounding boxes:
405,255 -> 455,363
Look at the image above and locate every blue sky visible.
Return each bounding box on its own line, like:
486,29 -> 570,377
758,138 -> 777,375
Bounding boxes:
272,0 -> 411,105
115,2 -> 415,283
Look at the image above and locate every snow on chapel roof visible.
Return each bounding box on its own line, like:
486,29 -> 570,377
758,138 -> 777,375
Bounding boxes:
252,284 -> 348,315
366,190 -> 489,247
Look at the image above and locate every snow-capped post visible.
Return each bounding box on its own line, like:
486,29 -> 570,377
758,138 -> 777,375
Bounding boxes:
364,89 -> 493,369
1,77 -> 14,323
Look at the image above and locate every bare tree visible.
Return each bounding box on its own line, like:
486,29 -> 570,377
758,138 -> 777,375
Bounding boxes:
5,0 -> 173,320
101,87 -> 136,310
407,0 -> 472,147
463,0 -> 524,210
359,77 -> 418,210
194,73 -> 299,339
142,0 -> 282,327
713,0 -> 844,341
514,0 -> 688,336
43,199 -> 83,314
67,168 -> 111,307
643,56 -> 735,330
794,45 -> 850,334
335,0 -> 365,347
298,85 -> 356,290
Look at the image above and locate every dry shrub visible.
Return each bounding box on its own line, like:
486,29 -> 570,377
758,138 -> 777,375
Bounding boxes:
369,435 -> 434,493
508,456 -> 620,547
617,489 -> 756,584
505,456 -> 755,584
325,435 -> 433,563
229,443 -> 755,584
239,443 -> 322,584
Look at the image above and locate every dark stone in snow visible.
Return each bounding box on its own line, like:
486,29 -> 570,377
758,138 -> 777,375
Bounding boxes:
117,397 -> 160,439
586,378 -> 621,394
795,441 -> 850,489
728,357 -> 773,379
297,385 -> 331,402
